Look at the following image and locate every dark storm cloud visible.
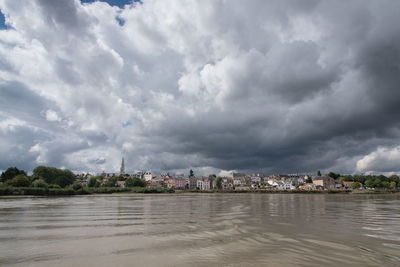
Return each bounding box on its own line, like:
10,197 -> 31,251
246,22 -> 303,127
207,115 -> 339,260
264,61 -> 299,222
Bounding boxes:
0,0 -> 400,174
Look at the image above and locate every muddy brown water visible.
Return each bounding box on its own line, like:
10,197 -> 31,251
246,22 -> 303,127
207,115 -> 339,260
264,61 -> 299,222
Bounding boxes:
0,194 -> 399,266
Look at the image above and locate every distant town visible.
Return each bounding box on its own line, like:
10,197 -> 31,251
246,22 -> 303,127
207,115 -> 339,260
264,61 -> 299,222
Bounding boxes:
1,157 -> 399,195
69,157 -> 398,191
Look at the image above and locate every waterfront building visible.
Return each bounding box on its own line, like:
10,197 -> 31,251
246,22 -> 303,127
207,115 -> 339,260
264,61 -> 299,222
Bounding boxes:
144,171 -> 154,181
187,177 -> 197,190
313,176 -> 336,189
251,176 -> 262,183
202,178 -> 211,190
196,179 -> 203,190
116,181 -> 126,188
167,178 -> 176,189
222,177 -> 234,190
174,178 -> 186,190
299,183 -> 316,190
233,177 -> 245,186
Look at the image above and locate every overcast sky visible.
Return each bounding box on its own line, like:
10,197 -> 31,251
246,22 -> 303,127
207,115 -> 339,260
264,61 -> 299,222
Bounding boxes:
0,0 -> 400,175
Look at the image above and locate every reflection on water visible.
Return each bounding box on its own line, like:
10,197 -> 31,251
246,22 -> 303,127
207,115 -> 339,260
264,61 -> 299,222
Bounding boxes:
0,194 -> 399,266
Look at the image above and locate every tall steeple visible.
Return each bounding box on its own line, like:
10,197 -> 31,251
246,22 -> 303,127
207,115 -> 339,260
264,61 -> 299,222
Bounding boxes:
120,157 -> 125,175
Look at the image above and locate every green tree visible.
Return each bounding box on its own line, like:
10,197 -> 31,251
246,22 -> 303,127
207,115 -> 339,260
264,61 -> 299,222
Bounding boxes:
350,182 -> 360,189
373,179 -> 382,188
189,169 -> 194,177
7,174 -> 30,187
87,176 -> 98,187
381,181 -> 391,189
105,176 -> 118,187
306,176 -> 313,183
338,177 -> 345,185
32,178 -> 48,188
1,167 -> 27,183
215,177 -> 222,190
328,172 -> 340,179
71,181 -> 83,190
32,166 -> 75,188
389,175 -> 399,186
389,181 -> 396,188
126,177 -> 146,187
365,179 -> 374,188
378,175 -> 388,182
317,170 -> 321,176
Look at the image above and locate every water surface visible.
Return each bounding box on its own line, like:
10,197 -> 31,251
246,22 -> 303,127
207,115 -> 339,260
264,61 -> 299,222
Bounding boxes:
0,194 -> 399,266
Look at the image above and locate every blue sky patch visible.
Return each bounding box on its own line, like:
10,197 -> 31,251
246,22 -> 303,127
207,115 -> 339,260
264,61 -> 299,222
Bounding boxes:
81,0 -> 141,8
122,121 -> 132,128
115,15 -> 125,26
0,10 -> 6,30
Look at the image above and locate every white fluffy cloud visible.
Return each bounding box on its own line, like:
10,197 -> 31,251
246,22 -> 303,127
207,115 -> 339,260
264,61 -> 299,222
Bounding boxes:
357,146 -> 400,173
1,0 -> 400,174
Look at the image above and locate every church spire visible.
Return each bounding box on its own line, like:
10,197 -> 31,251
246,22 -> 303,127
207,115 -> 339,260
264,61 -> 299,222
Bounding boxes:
120,157 -> 125,175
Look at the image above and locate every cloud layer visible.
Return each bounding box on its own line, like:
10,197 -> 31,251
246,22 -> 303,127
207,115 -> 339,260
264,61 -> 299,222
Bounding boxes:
0,0 -> 400,174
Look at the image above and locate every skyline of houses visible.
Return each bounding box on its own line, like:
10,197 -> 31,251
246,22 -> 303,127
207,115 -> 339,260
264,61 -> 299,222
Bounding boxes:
71,158 -> 364,191
75,169 -> 357,191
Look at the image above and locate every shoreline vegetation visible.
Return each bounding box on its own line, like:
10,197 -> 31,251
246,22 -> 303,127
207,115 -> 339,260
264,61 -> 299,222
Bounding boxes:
1,165 -> 399,196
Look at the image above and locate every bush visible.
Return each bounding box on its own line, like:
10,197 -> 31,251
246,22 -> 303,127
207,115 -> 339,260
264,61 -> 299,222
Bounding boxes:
32,178 -> 48,188
48,188 -> 75,196
125,178 -> 146,187
350,182 -> 360,189
87,176 -> 98,187
48,184 -> 61,189
22,187 -> 48,195
70,181 -> 83,191
6,175 -> 31,187
75,188 -> 90,195
105,177 -> 118,187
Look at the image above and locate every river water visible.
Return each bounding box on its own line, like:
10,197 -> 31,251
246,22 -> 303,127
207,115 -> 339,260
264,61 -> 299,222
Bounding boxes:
0,194 -> 399,266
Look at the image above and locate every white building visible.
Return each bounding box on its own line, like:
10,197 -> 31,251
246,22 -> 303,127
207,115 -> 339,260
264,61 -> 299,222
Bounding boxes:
144,171 -> 154,181
196,179 -> 203,190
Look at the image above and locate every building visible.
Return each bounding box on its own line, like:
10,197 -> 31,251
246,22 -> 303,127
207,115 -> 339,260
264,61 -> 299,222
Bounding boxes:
187,177 -> 197,190
222,177 -> 234,190
174,178 -> 186,190
312,176 -> 336,189
233,177 -> 245,186
196,179 -> 203,190
144,171 -> 154,181
251,176 -> 262,183
202,178 -> 211,190
299,183 -> 316,190
116,181 -> 126,188
167,179 -> 176,189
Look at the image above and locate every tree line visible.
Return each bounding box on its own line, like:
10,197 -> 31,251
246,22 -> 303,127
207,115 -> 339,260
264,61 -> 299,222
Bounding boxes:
0,166 -> 146,190
324,171 -> 399,189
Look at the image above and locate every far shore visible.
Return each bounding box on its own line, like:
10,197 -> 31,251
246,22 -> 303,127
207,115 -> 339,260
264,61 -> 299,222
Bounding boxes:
1,189 -> 399,198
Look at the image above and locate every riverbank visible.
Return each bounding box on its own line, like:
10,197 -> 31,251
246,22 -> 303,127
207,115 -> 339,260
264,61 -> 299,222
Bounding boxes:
0,186 -> 398,196
0,186 -> 174,196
